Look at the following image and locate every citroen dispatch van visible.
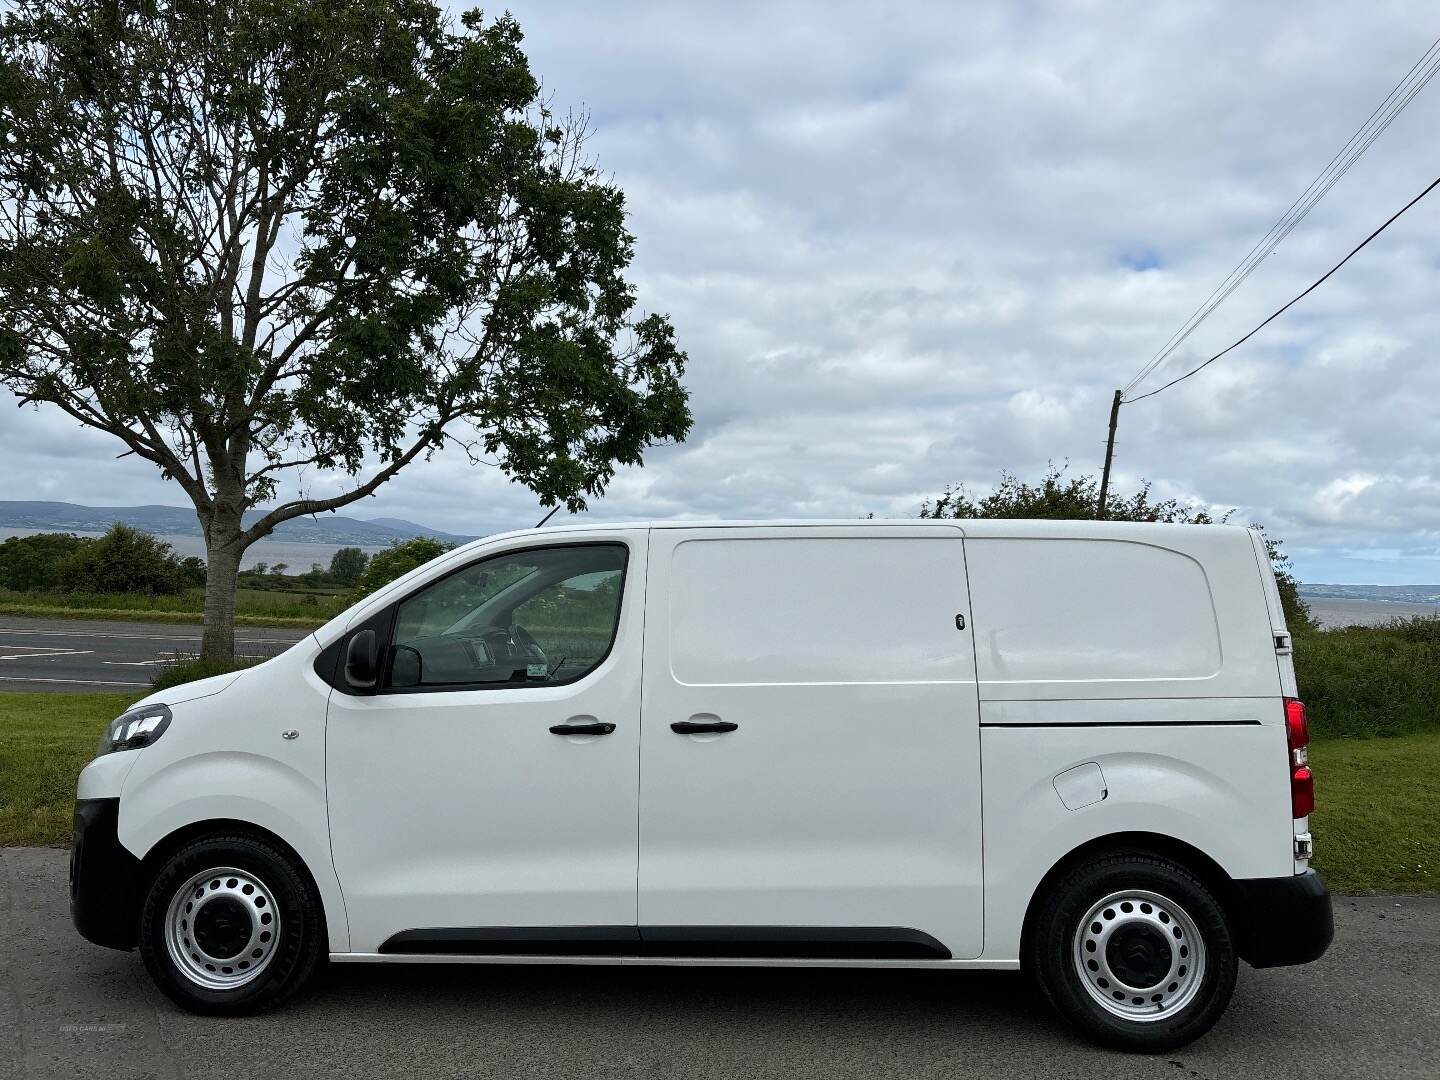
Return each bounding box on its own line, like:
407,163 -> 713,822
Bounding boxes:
70,520 -> 1331,1052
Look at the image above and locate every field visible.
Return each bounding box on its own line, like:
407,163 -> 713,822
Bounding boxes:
1,689 -> 1434,894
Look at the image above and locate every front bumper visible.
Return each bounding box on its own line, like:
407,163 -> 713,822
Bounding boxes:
1233,868 -> 1333,968
70,798 -> 141,951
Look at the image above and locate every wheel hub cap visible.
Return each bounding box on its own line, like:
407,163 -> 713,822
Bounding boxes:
1072,889 -> 1207,1022
164,866 -> 281,991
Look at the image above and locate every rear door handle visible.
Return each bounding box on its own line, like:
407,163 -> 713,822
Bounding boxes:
549,721 -> 616,736
670,720 -> 738,734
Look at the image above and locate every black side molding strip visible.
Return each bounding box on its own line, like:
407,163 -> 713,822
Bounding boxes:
380,926 -> 639,955
640,926 -> 950,959
984,720 -> 1263,729
378,926 -> 951,960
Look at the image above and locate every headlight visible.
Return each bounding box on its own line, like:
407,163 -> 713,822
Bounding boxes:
97,703 -> 172,756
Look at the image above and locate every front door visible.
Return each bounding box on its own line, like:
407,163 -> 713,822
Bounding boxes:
638,525 -> 984,959
326,533 -> 646,953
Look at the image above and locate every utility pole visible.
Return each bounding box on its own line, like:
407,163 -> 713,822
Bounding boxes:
1096,389 -> 1122,519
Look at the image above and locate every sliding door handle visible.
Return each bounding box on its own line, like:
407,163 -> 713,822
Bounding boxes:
549,721 -> 616,736
671,719 -> 738,735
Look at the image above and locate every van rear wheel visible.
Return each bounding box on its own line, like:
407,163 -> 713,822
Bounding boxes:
1028,853 -> 1237,1052
138,833 -> 325,1014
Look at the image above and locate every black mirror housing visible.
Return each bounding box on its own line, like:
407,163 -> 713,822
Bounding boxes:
345,629 -> 379,690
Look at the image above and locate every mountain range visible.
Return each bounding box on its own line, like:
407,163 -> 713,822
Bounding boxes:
0,500 -> 478,547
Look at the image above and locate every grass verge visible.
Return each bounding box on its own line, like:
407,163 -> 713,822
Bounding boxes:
0,691 -> 143,846
1,690 -> 1435,895
0,601 -> 324,629
1308,733 -> 1439,892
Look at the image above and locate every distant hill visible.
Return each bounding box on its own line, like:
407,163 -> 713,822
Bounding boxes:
0,500 -> 478,547
1299,583 -> 1440,606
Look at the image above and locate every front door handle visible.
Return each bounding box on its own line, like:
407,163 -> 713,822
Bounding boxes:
670,719 -> 738,735
549,720 -> 616,736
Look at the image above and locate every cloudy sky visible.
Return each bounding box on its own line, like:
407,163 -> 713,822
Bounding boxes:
3,1 -> 1438,583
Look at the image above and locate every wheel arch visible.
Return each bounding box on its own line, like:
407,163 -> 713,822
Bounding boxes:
1018,831 -> 1240,967
132,818 -> 343,953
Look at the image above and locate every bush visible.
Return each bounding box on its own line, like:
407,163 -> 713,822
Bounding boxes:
356,537 -> 455,596
1295,616 -> 1440,739
54,523 -> 188,595
0,532 -> 92,590
329,546 -> 369,586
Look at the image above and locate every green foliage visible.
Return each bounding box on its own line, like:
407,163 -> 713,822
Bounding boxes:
357,536 -> 456,595
920,462 -> 1312,629
150,657 -> 259,693
921,461 -> 1219,523
329,546 -> 369,586
0,532 -> 91,590
0,0 -> 690,660
53,524 -> 188,595
176,556 -> 207,589
1296,616 -> 1440,739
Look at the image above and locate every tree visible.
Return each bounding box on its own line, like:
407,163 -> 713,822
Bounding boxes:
0,1 -> 691,661
329,546 -> 369,586
356,536 -> 454,596
921,463 -> 1313,629
0,531 -> 91,590
54,523 -> 187,594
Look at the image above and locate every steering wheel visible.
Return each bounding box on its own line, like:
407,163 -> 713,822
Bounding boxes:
508,622 -> 547,666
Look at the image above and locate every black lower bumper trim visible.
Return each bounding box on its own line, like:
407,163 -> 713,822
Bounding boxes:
1233,868 -> 1333,968
70,798 -> 141,951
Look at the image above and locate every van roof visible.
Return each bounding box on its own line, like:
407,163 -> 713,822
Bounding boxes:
471,518 -> 1256,542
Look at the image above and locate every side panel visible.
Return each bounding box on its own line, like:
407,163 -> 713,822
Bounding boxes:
116,640 -> 350,952
978,709 -> 1294,963
638,525 -> 985,960
967,528 -> 1294,962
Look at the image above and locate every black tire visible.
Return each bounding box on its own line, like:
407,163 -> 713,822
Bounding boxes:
138,833 -> 325,1015
1026,852 -> 1237,1052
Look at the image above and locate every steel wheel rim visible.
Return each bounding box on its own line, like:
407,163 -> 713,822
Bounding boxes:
1072,888 -> 1207,1022
164,866 -> 281,991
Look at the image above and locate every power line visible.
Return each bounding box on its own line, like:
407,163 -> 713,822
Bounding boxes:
1123,172 -> 1440,403
1120,35 -> 1440,399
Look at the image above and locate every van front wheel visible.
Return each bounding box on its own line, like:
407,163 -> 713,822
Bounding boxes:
1028,853 -> 1237,1052
138,833 -> 325,1014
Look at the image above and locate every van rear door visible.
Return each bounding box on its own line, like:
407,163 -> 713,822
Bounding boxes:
637,525 -> 984,959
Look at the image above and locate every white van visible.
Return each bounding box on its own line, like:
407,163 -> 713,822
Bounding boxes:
71,520 -> 1330,1052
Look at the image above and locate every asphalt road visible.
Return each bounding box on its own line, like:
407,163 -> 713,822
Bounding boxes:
0,616 -> 309,693
1,850 -> 1436,1080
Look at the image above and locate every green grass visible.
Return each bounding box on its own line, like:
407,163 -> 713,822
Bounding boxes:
1,690 -> 1435,896
1308,733 -> 1440,893
0,691 -> 144,846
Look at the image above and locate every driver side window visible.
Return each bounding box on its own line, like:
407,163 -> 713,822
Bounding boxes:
387,543 -> 628,690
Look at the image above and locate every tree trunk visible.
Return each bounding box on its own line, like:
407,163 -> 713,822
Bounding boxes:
200,522 -> 245,663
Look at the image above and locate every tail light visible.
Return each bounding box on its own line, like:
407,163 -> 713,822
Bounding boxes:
1285,698 -> 1313,818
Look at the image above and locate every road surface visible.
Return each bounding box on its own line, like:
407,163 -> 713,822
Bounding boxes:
1,848 -> 1436,1079
0,616 -> 310,693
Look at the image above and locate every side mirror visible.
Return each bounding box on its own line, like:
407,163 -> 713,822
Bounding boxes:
390,644 -> 422,688
345,629 -> 379,690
